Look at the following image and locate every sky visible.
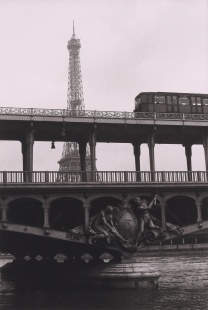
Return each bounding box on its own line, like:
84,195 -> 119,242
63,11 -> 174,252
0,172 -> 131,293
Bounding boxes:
0,0 -> 207,172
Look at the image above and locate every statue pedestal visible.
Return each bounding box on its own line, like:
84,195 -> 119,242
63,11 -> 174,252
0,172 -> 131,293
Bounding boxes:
87,260 -> 161,289
0,259 -> 161,290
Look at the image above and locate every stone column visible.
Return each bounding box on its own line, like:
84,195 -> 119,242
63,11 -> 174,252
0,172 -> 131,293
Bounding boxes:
79,141 -> 87,181
195,199 -> 202,223
26,129 -> 34,172
158,197 -> 167,231
89,130 -> 97,181
21,141 -> 27,172
184,143 -> 192,181
133,142 -> 141,172
148,133 -> 155,172
184,143 -> 192,172
0,201 -> 8,222
79,141 -> 87,171
203,131 -> 208,171
42,202 -> 50,228
133,142 -> 141,181
148,133 -> 155,181
21,128 -> 35,181
83,202 -> 90,233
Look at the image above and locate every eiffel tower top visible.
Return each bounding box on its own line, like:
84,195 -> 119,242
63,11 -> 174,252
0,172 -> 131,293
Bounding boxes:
66,21 -> 84,111
67,21 -> 81,50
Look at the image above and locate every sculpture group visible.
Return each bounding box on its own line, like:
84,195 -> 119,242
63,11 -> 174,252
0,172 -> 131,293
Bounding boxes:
87,196 -> 182,251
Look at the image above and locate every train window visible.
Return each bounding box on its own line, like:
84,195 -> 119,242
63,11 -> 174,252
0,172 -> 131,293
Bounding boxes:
191,97 -> 196,105
154,96 -> 165,104
172,96 -> 177,105
196,97 -> 202,106
148,95 -> 153,103
167,96 -> 172,104
191,97 -> 201,106
179,97 -> 189,105
202,98 -> 208,105
141,94 -> 147,103
135,97 -> 141,109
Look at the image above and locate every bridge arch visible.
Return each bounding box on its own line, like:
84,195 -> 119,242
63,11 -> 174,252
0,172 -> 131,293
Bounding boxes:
47,194 -> 85,204
6,195 -> 43,205
166,196 -> 197,226
49,197 -> 84,230
87,193 -> 122,205
8,198 -> 43,227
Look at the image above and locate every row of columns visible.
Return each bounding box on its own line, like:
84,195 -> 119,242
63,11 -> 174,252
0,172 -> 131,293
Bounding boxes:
21,128 -> 97,173
0,199 -> 90,232
0,196 -> 203,233
21,128 -> 208,173
133,132 -> 208,173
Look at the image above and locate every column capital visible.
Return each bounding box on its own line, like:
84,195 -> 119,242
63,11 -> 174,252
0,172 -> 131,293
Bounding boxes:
42,202 -> 51,210
0,204 -> 9,210
83,202 -> 91,209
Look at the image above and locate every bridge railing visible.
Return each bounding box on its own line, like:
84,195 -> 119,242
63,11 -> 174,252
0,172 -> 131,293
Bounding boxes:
1,107 -> 208,122
0,171 -> 208,184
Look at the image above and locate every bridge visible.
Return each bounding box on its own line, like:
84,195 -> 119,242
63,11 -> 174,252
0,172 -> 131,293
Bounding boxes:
1,107 -> 208,172
1,108 -> 208,260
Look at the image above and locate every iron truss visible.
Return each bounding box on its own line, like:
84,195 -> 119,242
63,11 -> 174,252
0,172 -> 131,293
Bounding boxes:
59,26 -> 90,172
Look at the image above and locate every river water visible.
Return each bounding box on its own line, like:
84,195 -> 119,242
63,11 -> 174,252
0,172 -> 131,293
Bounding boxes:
0,253 -> 208,310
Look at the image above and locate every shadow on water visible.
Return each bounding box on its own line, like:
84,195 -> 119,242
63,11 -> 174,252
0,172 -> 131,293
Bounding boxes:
1,254 -> 208,309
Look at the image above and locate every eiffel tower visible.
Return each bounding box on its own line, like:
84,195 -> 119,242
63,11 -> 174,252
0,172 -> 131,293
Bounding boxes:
58,23 -> 91,175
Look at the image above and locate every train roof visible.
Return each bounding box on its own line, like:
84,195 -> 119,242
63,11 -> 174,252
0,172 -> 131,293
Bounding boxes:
135,92 -> 208,99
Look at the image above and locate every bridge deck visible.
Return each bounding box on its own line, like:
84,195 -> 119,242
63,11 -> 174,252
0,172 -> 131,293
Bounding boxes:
0,108 -> 207,144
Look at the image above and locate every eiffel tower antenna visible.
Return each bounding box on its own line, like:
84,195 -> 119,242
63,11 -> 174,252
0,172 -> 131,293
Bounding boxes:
72,20 -> 75,38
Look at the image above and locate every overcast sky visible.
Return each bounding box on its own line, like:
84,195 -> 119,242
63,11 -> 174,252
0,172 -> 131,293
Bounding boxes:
0,0 -> 208,172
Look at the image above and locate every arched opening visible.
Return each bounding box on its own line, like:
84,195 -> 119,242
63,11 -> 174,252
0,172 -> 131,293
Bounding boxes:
164,196 -> 197,246
166,196 -> 196,226
50,197 -> 84,230
90,196 -> 121,217
8,198 -> 43,227
202,197 -> 208,221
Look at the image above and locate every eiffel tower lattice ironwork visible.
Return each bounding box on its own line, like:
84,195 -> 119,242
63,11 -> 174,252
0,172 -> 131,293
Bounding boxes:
58,23 -> 91,176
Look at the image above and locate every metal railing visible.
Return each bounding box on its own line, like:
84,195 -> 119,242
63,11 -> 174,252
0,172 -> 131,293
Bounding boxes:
0,171 -> 207,184
0,107 -> 208,121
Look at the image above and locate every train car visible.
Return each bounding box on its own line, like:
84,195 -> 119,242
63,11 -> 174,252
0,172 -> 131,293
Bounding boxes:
134,92 -> 208,114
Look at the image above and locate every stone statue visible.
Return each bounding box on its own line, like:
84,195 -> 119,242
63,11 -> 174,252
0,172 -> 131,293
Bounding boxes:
132,195 -> 182,246
70,197 -> 183,253
133,195 -> 162,246
88,205 -> 126,245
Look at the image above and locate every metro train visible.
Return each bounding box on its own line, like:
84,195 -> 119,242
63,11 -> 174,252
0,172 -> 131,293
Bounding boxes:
134,92 -> 208,114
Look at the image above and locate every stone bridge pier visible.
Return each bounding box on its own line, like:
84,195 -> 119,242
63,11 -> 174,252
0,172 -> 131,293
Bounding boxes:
1,175 -> 208,289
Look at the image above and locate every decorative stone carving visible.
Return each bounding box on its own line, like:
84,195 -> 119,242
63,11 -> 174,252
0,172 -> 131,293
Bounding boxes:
66,196 -> 183,253
87,197 -> 183,251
